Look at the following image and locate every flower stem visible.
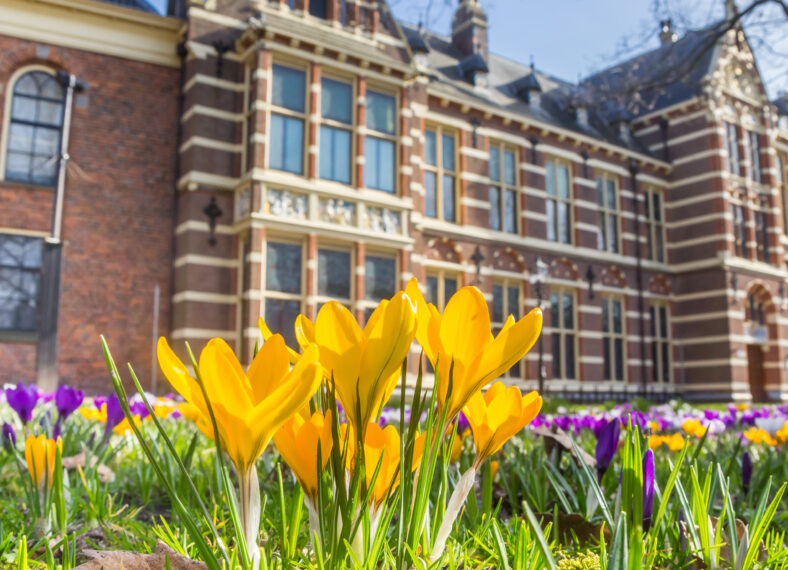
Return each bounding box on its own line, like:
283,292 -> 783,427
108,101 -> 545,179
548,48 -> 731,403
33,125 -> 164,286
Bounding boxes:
429,466 -> 477,564
239,465 -> 261,566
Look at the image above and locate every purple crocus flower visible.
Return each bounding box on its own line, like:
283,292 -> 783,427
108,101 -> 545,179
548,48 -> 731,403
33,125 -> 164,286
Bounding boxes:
55,385 -> 84,420
105,394 -> 125,430
595,418 -> 620,482
642,449 -> 655,532
457,411 -> 471,434
129,400 -> 151,420
742,451 -> 752,494
2,423 -> 16,450
5,383 -> 39,425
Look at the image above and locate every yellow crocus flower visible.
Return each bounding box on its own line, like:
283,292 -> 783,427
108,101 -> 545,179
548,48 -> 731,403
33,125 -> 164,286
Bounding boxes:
157,334 -> 322,474
647,421 -> 661,433
405,278 -> 542,420
463,381 -> 542,468
25,434 -> 61,488
308,294 -> 416,437
274,410 -> 333,501
743,427 -> 777,446
682,418 -> 707,438
776,421 -> 788,445
664,432 -> 686,451
648,435 -> 664,450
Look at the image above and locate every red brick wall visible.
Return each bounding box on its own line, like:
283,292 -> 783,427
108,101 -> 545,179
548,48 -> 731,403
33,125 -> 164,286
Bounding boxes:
0,37 -> 180,392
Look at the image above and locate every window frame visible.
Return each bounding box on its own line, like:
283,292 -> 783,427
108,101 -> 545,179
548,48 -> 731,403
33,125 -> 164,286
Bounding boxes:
730,199 -> 748,258
601,295 -> 627,382
267,60 -> 309,175
644,186 -> 666,263
649,302 -> 671,384
595,170 -> 620,253
544,156 -> 573,245
492,278 -> 523,379
1,66 -> 65,187
425,269 -> 460,311
549,287 -> 578,381
724,121 -> 741,177
360,250 -> 399,321
364,85 -> 398,194
488,141 -> 519,234
262,236 -> 306,347
315,242 -> 354,310
423,124 -> 458,223
747,130 -> 762,183
753,201 -> 770,263
0,233 -> 43,334
319,73 -> 356,185
779,152 -> 788,236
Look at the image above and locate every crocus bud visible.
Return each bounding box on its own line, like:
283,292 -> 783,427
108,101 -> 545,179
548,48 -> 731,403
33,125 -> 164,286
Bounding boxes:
54,385 -> 84,421
595,418 -> 620,482
742,451 -> 752,494
5,384 -> 39,425
2,423 -> 16,451
642,449 -> 655,532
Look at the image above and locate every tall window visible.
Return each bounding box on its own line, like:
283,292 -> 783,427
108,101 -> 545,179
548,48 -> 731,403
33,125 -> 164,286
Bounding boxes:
595,172 -> 619,253
269,64 -> 306,174
317,246 -> 352,312
601,296 -> 625,382
550,289 -> 576,380
747,294 -> 765,326
545,158 -> 572,244
748,131 -> 761,183
5,71 -> 65,186
362,253 -> 397,322
426,271 -> 458,310
492,281 -> 521,378
319,77 -> 353,184
754,207 -> 769,263
489,143 -> 518,233
264,240 -> 304,348
731,202 -> 747,258
644,188 -> 665,263
364,90 -> 396,192
724,122 -> 740,176
0,235 -> 42,332
650,303 -> 670,383
424,126 -> 457,222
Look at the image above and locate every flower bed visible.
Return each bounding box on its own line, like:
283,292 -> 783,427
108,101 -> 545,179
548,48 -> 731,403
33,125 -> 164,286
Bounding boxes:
1,279 -> 786,568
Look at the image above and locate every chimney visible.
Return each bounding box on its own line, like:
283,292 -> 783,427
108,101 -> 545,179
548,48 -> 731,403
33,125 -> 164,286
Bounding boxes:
659,19 -> 677,45
451,0 -> 488,61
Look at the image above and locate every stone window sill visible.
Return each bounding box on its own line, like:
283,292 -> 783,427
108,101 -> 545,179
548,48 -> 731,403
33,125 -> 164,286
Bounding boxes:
0,331 -> 37,344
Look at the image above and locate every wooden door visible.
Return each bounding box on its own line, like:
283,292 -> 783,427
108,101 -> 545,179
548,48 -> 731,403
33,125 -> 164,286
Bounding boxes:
747,344 -> 766,402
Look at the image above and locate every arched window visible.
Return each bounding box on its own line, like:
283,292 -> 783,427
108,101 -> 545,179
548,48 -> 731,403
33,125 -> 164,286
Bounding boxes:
4,70 -> 65,186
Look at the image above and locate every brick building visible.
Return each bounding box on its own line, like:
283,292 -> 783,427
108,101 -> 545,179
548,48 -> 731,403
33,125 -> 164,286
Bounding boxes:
1,0 -> 788,401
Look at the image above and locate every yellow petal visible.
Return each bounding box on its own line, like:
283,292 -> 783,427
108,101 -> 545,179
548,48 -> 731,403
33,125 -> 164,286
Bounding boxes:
294,315 -> 316,349
315,302 -> 364,414
406,278 -> 441,365
358,293 -> 417,425
199,339 -> 253,414
439,286 -> 490,372
246,334 -> 291,404
260,316 -> 301,364
460,308 -> 542,407
157,338 -> 206,412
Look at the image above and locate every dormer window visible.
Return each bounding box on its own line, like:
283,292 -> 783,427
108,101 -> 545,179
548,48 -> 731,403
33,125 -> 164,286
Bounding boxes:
458,53 -> 488,87
513,72 -> 541,107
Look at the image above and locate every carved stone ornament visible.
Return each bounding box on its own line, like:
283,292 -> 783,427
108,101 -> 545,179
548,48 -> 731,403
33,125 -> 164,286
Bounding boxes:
266,189 -> 309,220
365,206 -> 402,234
319,198 -> 355,225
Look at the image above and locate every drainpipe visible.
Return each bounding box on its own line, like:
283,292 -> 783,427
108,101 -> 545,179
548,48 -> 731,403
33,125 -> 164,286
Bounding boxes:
629,160 -> 648,395
35,71 -> 88,391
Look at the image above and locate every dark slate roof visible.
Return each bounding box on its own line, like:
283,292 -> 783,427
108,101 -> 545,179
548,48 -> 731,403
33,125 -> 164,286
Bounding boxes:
96,0 -> 160,13
582,26 -> 723,117
775,95 -> 788,116
399,22 -> 654,155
